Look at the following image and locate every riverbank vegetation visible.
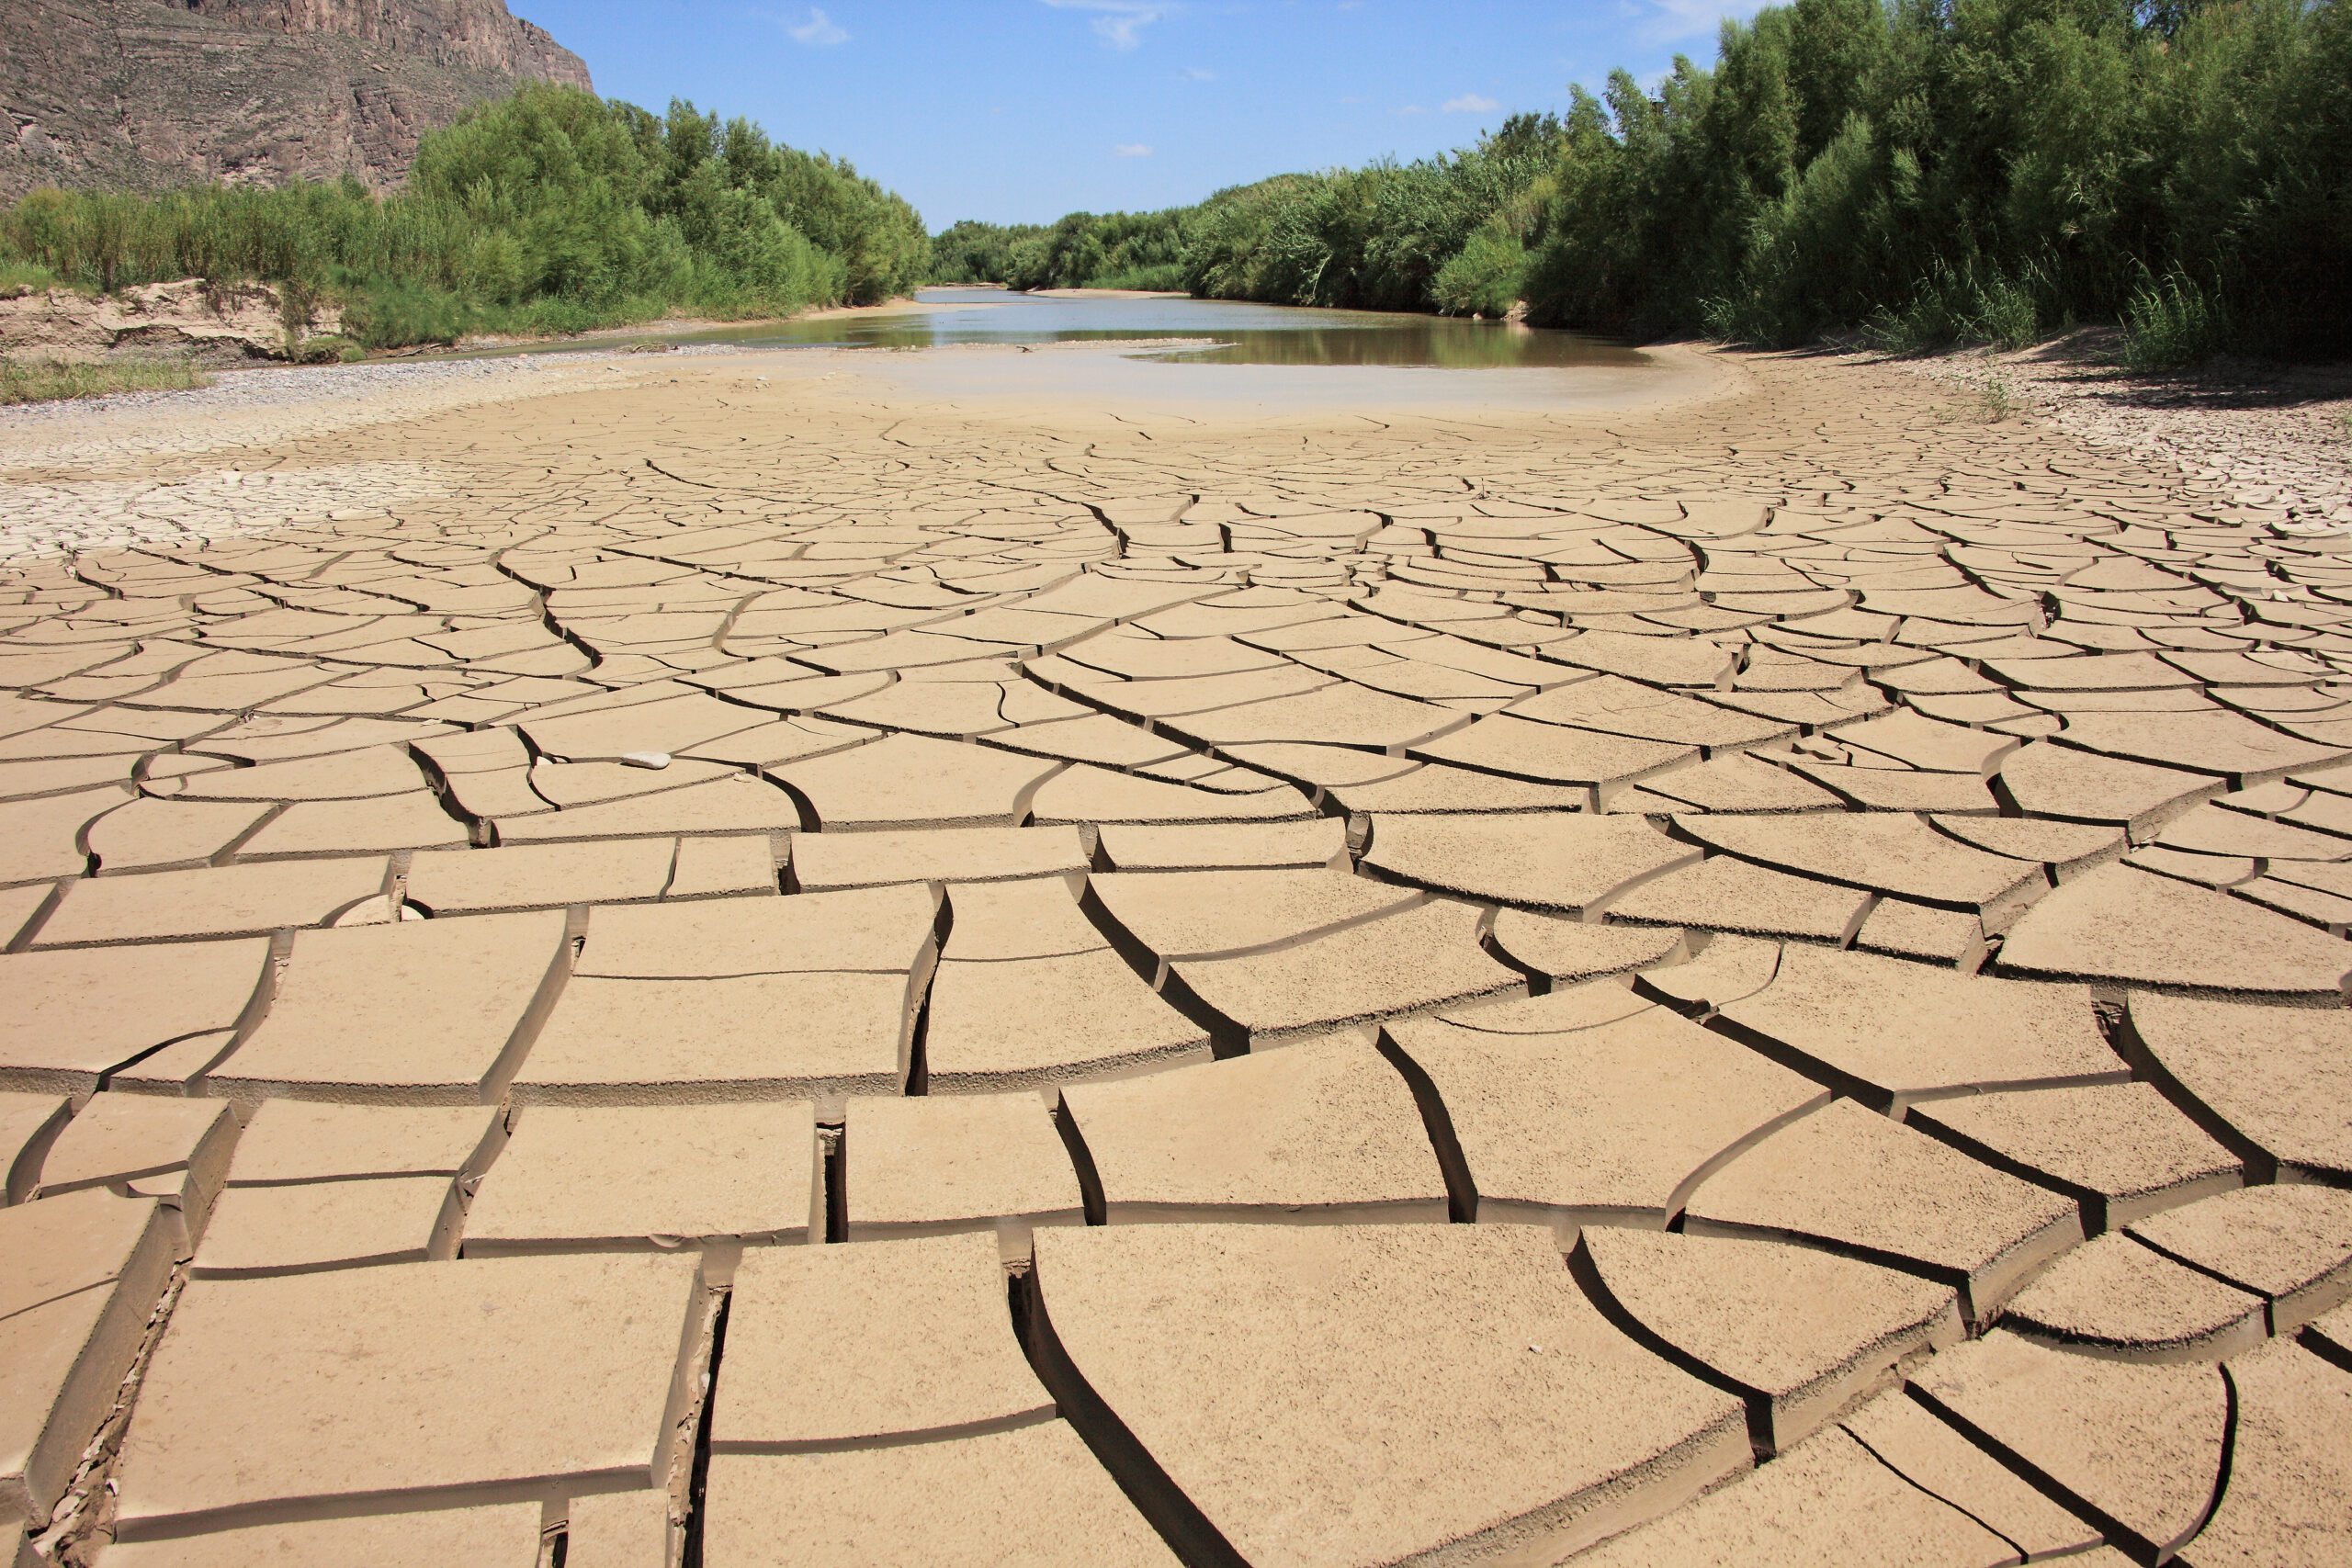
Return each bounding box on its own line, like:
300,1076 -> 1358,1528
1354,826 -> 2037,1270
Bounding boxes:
0,85 -> 929,351
0,356 -> 207,405
931,210 -> 1191,293
937,0 -> 2350,362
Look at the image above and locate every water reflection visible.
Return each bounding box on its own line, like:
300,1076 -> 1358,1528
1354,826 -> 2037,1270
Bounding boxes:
589,288 -> 1646,371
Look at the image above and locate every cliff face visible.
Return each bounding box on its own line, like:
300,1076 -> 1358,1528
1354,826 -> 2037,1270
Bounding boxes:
0,0 -> 592,201
180,1 -> 590,84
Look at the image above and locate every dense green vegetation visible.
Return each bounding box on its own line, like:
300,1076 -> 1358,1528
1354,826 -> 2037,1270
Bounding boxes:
0,85 -> 929,350
931,209 -> 1191,293
1535,0 -> 2349,359
927,111 -> 1560,311
939,0 -> 2350,361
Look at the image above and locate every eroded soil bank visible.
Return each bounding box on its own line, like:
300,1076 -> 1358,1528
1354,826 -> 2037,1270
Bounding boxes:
0,277 -> 343,364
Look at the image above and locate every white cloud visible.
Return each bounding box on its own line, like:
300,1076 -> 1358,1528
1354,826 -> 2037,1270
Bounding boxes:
1044,0 -> 1168,51
1181,65 -> 1216,81
1396,104 -> 1427,117
1442,93 -> 1500,114
786,6 -> 848,45
1113,142 -> 1155,158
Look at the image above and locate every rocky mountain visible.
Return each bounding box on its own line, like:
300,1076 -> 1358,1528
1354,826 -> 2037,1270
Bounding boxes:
0,0 -> 591,201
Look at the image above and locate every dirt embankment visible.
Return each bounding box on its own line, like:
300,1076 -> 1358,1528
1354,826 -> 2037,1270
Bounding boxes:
0,277 -> 345,365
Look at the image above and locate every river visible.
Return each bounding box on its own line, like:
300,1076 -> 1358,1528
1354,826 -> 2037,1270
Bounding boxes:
514,287 -> 1645,370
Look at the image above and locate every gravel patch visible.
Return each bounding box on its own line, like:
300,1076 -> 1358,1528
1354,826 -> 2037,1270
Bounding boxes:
0,351 -> 670,478
0,354 -> 572,427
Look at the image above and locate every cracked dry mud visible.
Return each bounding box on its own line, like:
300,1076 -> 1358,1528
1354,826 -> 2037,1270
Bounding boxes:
2,338 -> 2350,1568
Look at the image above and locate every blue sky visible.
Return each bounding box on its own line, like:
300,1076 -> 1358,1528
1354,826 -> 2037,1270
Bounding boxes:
516,2 -> 1767,228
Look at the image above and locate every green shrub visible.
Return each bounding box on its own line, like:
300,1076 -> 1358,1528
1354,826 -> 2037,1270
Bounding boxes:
1976,371 -> 2019,422
340,276 -> 474,349
1086,262 -> 1188,292
1853,259 -> 2044,355
2120,268 -> 2230,371
1431,220 -> 1525,317
1973,273 -> 2042,353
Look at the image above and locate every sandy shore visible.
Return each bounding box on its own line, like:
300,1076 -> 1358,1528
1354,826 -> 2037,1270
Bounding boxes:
1025,287 -> 1193,300
4,336 -> 2350,1565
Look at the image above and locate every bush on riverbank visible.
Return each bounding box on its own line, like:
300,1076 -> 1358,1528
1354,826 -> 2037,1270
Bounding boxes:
933,113 -> 1560,317
944,0 -> 2349,361
1531,0 -> 2349,358
931,209 -> 1191,293
2119,269 -> 2236,371
0,85 -> 930,351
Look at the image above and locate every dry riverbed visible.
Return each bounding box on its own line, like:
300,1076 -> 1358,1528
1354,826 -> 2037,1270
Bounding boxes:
2,337 -> 2349,1566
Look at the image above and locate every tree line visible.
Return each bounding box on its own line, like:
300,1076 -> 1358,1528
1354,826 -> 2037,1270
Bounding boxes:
0,85 -> 931,351
933,0 -> 2350,364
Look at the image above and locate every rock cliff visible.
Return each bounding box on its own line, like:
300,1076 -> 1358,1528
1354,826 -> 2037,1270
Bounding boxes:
0,0 -> 591,200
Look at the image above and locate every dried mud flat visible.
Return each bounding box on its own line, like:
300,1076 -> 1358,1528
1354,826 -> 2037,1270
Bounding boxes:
2,340 -> 2350,1568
